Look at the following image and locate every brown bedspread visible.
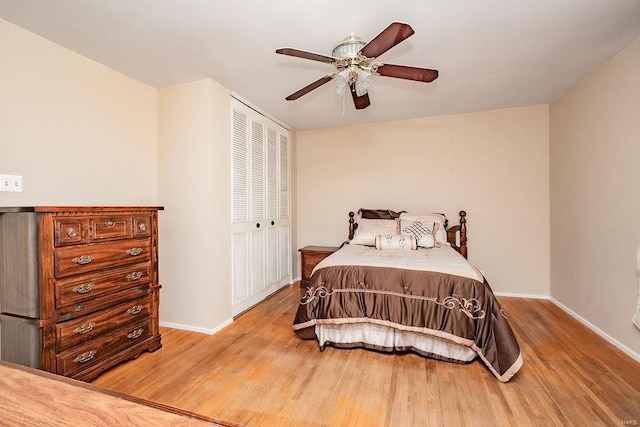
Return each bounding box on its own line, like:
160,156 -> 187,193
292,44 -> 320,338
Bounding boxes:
293,264 -> 523,382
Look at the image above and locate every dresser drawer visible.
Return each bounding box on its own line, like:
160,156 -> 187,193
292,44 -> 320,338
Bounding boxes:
56,295 -> 152,351
56,318 -> 152,378
54,238 -> 151,278
54,215 -> 153,246
55,263 -> 151,310
56,285 -> 152,320
132,215 -> 152,238
54,218 -> 87,246
88,216 -> 132,242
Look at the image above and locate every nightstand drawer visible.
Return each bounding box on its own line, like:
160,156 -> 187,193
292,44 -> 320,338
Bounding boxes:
299,246 -> 339,287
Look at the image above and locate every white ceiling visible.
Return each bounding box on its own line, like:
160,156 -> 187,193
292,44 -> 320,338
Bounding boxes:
1,0 -> 639,130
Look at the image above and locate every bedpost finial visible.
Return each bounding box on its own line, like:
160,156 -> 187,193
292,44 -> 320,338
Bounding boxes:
459,210 -> 467,258
348,211 -> 356,240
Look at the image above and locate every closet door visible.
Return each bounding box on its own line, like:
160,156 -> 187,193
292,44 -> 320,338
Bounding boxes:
231,108 -> 250,308
231,98 -> 291,316
278,133 -> 291,284
249,118 -> 266,298
266,127 -> 279,289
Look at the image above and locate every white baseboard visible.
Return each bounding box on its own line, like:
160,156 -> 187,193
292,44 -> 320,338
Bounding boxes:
494,291 -> 550,300
159,281 -> 298,335
549,298 -> 640,364
494,291 -> 640,363
159,318 -> 233,336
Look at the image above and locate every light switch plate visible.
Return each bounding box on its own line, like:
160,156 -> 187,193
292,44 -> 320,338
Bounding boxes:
0,174 -> 23,192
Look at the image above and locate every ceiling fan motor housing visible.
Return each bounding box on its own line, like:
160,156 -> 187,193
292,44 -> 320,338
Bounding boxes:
332,35 -> 367,59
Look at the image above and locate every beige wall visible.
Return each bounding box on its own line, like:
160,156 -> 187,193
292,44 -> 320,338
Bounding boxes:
0,17 -> 158,355
296,105 -> 550,296
0,18 -> 158,206
3,11 -> 638,357
290,131 -> 299,281
158,80 -> 233,332
550,37 -> 640,355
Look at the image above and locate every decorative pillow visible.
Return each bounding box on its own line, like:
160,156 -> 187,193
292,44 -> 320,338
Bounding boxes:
359,208 -> 405,220
375,234 -> 417,250
417,231 -> 435,248
399,213 -> 447,246
350,218 -> 398,246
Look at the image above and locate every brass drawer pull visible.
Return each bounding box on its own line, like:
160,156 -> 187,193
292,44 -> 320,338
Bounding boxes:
127,328 -> 144,340
72,283 -> 94,294
73,322 -> 96,335
67,228 -> 77,238
126,247 -> 143,256
72,255 -> 94,265
106,221 -> 116,227
74,350 -> 97,363
126,271 -> 143,281
127,305 -> 143,315
138,223 -> 147,231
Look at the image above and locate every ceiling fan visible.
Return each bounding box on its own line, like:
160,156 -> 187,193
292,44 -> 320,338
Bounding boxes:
275,22 -> 439,110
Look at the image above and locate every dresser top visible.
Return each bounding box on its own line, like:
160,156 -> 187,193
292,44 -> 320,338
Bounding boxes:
0,206 -> 164,213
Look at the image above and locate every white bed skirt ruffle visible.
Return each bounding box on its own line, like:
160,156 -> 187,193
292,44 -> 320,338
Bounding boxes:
316,323 -> 477,362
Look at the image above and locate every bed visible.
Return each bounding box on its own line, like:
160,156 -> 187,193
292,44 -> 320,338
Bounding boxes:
293,209 -> 522,382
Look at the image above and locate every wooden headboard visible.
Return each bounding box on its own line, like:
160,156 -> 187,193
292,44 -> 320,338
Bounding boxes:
348,210 -> 468,258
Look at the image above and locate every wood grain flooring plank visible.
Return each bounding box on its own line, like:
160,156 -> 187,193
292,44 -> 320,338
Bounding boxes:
92,285 -> 640,426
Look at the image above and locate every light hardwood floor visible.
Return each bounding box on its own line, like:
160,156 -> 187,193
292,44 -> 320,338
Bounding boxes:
92,284 -> 640,426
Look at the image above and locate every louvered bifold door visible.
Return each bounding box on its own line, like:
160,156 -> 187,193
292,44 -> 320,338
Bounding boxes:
266,127 -> 279,288
232,110 -> 249,224
232,108 -> 250,307
278,133 -> 291,284
249,119 -> 266,297
231,98 -> 290,316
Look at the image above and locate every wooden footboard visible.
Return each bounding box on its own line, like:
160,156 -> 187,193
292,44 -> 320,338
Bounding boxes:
347,210 -> 468,258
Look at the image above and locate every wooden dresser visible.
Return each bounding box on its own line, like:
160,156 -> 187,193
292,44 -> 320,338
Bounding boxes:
0,206 -> 163,381
298,246 -> 339,287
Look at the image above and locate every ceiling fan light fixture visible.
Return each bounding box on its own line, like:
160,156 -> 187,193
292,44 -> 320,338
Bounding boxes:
355,69 -> 372,96
331,35 -> 367,59
334,69 -> 350,95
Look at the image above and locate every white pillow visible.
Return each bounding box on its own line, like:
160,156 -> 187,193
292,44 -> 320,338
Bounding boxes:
416,232 -> 435,248
350,219 -> 398,246
399,213 -> 447,246
375,234 -> 417,250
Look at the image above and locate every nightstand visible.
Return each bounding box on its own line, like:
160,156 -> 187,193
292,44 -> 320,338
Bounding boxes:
298,246 -> 339,287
